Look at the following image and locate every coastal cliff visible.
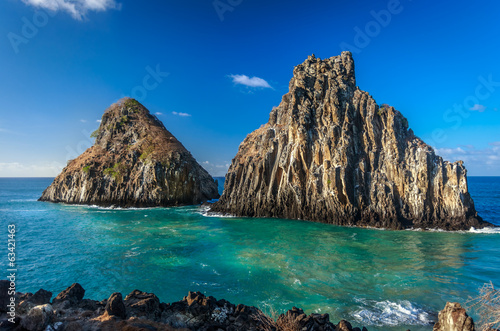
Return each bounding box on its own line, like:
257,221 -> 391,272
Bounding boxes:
212,52 -> 490,230
39,98 -> 219,207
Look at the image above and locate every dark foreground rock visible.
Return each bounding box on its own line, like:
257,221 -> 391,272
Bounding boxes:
0,283 -> 376,331
39,97 -> 219,207
211,52 -> 492,231
0,283 -> 479,331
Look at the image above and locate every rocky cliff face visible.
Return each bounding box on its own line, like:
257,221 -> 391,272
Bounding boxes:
39,98 -> 219,207
212,52 -> 490,230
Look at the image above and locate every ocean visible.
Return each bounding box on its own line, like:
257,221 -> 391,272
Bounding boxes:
1,176 -> 499,330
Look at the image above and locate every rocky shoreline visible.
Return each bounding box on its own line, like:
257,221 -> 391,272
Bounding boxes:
0,281 -> 476,331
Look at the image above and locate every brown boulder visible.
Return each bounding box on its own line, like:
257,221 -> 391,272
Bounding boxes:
125,290 -> 161,320
105,292 -> 127,319
433,302 -> 475,331
52,283 -> 85,305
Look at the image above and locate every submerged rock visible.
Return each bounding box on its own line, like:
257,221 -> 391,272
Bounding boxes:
39,98 -> 219,207
211,52 -> 491,230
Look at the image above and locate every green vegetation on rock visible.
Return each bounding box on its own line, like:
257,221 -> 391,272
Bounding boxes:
124,99 -> 141,113
103,163 -> 127,183
140,144 -> 155,161
90,129 -> 100,138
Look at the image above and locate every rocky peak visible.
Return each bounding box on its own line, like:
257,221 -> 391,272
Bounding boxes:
93,97 -> 185,157
269,52 -> 356,128
212,53 -> 491,230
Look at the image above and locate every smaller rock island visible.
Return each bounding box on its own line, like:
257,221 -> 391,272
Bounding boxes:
39,98 -> 219,207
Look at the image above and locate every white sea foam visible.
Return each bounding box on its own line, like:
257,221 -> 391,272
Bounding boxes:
8,199 -> 37,202
405,226 -> 500,234
468,226 -> 500,234
352,299 -> 434,326
198,205 -> 237,218
86,204 -> 156,211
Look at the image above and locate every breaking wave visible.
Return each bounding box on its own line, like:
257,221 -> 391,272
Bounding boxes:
352,299 -> 435,327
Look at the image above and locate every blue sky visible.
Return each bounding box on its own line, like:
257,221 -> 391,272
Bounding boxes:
0,0 -> 499,177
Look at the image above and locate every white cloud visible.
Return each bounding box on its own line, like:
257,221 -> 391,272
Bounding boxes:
80,119 -> 87,123
96,119 -> 102,123
155,112 -> 163,116
435,143 -> 500,175
20,0 -> 120,20
172,111 -> 191,117
229,74 -> 272,88
0,162 -> 63,177
469,104 -> 486,112
199,160 -> 230,177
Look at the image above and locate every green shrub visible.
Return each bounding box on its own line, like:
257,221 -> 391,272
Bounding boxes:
124,99 -> 140,108
140,144 -> 155,161
378,103 -> 390,116
124,99 -> 141,113
113,115 -> 130,130
103,162 -> 127,183
83,165 -> 91,173
90,129 -> 100,138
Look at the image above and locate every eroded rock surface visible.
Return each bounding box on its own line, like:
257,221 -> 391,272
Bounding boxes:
212,52 -> 490,230
433,302 -> 475,331
39,98 -> 218,207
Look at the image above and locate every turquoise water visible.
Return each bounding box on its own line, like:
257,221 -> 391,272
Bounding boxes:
1,177 -> 499,330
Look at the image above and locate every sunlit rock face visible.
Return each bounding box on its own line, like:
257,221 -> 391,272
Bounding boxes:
40,98 -> 219,207
212,52 -> 489,230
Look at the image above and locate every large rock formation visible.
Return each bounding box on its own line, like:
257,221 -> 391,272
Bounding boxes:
39,98 -> 219,207
212,52 -> 490,230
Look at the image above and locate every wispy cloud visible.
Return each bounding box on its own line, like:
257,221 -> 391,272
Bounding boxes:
96,119 -> 102,123
229,74 -> 272,88
172,111 -> 191,117
435,142 -> 500,174
80,119 -> 87,123
201,160 -> 230,177
469,104 -> 486,112
155,112 -> 163,116
20,0 -> 120,20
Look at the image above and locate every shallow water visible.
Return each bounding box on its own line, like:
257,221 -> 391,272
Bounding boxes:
0,177 -> 499,330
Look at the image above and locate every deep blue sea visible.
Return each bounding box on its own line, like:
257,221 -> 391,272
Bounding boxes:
1,177 -> 499,330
